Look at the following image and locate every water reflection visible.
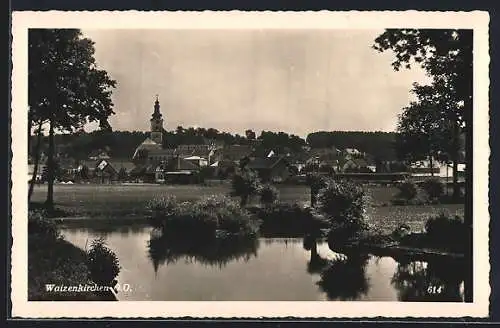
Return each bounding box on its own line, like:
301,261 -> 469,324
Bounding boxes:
391,257 -> 465,302
304,236 -> 370,301
60,225 -> 466,302
147,231 -> 259,272
303,236 -> 464,302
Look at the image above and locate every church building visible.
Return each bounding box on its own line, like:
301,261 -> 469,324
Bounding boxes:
150,95 -> 163,144
132,96 -> 165,161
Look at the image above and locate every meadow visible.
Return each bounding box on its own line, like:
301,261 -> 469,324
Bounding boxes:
30,182 -> 465,234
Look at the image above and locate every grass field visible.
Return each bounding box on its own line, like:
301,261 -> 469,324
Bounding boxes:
31,183 -> 465,234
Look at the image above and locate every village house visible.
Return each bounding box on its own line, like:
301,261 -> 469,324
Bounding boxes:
340,157 -> 375,173
220,144 -> 254,164
93,159 -> 118,184
162,156 -> 203,184
245,156 -> 293,183
343,148 -> 363,157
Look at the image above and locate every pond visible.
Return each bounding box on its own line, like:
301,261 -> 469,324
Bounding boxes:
61,224 -> 465,302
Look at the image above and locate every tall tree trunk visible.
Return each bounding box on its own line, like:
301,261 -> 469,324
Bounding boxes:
45,118 -> 55,210
429,155 -> 434,177
452,119 -> 460,201
28,120 -> 43,202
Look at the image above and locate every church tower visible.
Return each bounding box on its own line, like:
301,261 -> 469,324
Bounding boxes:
150,95 -> 164,145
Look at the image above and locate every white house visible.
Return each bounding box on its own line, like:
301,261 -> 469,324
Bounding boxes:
184,155 -> 208,167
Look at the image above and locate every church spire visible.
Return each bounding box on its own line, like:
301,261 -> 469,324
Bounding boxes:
152,94 -> 162,119
150,95 -> 164,145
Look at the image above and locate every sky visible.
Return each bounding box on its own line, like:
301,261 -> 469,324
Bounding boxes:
82,29 -> 431,138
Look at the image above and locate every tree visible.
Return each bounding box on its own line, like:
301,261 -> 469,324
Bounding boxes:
373,29 -> 472,201
306,173 -> 329,208
396,83 -> 454,174
373,28 -> 472,302
28,123 -> 44,201
245,129 -> 256,140
29,29 -> 116,209
230,168 -> 262,207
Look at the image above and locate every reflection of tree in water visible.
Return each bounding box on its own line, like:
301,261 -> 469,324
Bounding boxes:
148,231 -> 259,273
391,257 -> 464,302
303,235 -> 369,301
316,254 -> 370,301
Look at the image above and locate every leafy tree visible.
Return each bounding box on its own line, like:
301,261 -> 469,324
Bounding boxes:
29,29 -> 116,209
245,129 -> 256,140
230,168 -> 262,207
396,83 -> 454,173
373,29 -> 471,201
306,173 -> 329,208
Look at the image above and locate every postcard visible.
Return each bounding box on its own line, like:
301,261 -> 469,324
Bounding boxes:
11,10 -> 490,318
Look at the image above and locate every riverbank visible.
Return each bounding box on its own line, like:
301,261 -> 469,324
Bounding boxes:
28,236 -> 117,301
28,211 -> 118,301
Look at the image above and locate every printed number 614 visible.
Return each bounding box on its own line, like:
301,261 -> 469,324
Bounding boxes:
427,286 -> 443,294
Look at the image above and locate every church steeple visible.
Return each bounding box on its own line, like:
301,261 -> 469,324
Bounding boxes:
150,95 -> 164,145
152,94 -> 162,119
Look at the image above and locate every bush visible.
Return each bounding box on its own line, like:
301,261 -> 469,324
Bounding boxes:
396,180 -> 419,200
28,210 -> 61,243
317,180 -> 369,245
259,184 -> 279,205
317,180 -> 367,223
257,203 -> 329,236
147,195 -> 179,228
424,213 -> 467,253
230,169 -> 262,206
86,238 -> 121,287
421,178 -> 445,201
155,194 -> 261,238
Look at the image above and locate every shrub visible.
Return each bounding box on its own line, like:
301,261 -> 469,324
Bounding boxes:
260,184 -> 279,205
86,238 -> 121,287
230,169 -> 262,206
157,194 -> 260,238
257,203 -> 329,236
396,179 -> 419,200
146,195 -> 179,228
424,213 -> 467,253
317,180 -> 369,245
28,210 -> 61,243
317,180 -> 367,223
421,178 -> 445,201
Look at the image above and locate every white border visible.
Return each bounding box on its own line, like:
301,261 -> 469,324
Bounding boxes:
11,10 -> 490,318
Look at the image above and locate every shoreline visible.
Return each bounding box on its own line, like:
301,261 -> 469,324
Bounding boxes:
28,237 -> 117,301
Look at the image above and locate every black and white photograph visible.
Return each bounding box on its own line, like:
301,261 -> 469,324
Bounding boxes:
11,11 -> 490,318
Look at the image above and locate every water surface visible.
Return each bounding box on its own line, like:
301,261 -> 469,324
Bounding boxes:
61,224 -> 465,302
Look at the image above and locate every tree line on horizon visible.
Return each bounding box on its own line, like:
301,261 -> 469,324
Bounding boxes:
30,128 -> 400,162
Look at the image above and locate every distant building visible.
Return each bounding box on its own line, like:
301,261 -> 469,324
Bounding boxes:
245,156 -> 293,183
89,150 -> 111,160
221,144 -> 254,164
94,159 -> 118,184
150,95 -> 164,145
